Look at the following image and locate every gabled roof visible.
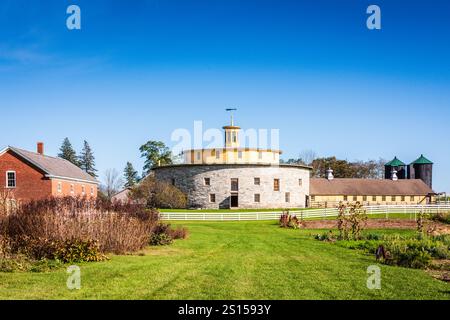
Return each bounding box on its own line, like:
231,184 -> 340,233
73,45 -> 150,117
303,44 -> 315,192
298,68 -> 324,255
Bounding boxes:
310,178 -> 434,196
411,154 -> 433,165
385,157 -> 406,167
0,146 -> 99,184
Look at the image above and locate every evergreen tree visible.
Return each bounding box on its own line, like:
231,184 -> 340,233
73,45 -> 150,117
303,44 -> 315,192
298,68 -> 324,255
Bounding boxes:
79,140 -> 98,178
58,138 -> 80,167
123,162 -> 139,188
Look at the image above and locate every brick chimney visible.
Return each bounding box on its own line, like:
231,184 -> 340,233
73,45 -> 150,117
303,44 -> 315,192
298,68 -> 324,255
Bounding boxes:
37,142 -> 44,155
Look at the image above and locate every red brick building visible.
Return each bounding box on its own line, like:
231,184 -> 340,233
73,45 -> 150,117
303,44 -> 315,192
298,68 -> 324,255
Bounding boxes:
0,143 -> 98,202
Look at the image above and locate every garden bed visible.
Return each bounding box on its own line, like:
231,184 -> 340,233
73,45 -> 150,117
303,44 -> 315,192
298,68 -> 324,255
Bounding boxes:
303,218 -> 450,233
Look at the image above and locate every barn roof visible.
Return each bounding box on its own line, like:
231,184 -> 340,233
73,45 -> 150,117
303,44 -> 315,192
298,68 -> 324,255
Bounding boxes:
0,146 -> 99,184
310,178 -> 434,196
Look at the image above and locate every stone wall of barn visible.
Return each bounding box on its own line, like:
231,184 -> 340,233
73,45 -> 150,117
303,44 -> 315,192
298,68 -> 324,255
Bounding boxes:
152,164 -> 310,209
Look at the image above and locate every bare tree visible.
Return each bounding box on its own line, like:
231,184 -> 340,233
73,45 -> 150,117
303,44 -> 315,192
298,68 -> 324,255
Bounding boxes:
375,158 -> 387,179
298,149 -> 317,166
102,169 -> 124,199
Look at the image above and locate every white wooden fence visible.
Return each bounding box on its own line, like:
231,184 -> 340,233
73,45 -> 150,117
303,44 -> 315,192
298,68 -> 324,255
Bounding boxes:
160,204 -> 450,221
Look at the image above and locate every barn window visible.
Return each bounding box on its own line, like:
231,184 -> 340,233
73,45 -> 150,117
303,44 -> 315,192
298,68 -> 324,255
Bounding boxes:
6,171 -> 16,188
254,177 -> 260,185
216,150 -> 221,159
254,194 -> 260,203
231,178 -> 239,191
343,195 -> 348,201
285,192 -> 290,203
211,149 -> 216,157
311,196 -> 316,202
372,196 -> 377,202
382,196 -> 386,201
204,178 -> 211,186
274,179 -> 280,191
196,152 -> 201,161
363,196 -> 367,201
353,196 -> 357,201
298,179 -> 303,187
411,196 -> 415,202
401,196 -> 405,202
391,196 -> 396,202
209,194 -> 216,203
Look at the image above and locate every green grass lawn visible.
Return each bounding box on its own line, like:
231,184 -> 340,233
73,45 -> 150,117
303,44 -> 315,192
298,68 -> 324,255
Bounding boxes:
0,221 -> 449,300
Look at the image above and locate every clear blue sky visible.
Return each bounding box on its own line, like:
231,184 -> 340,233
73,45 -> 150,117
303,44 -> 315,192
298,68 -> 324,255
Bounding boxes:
1,0 -> 449,192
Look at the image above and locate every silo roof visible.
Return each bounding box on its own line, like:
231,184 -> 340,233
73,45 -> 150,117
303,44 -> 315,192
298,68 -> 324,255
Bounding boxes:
385,157 -> 406,167
411,154 -> 433,165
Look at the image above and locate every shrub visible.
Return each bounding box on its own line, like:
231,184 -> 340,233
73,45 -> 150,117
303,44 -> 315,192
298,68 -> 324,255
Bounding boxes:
314,231 -> 336,242
0,197 -> 189,268
53,239 -> 108,263
336,202 -> 367,240
129,177 -> 188,209
150,233 -> 173,246
339,240 -> 381,253
150,224 -> 174,246
416,210 -> 430,233
374,236 -> 450,269
0,189 -> 17,216
279,211 -> 302,229
0,254 -> 32,273
0,252 -> 63,273
7,236 -> 107,263
382,241 -> 433,269
431,212 -> 450,225
170,227 -> 190,240
1,197 -> 164,258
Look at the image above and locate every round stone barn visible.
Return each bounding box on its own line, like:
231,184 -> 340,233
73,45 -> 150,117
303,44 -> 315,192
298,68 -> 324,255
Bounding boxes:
153,163 -> 310,209
152,118 -> 311,209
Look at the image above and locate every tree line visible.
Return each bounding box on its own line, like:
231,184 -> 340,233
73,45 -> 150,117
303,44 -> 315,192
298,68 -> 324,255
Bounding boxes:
281,150 -> 386,179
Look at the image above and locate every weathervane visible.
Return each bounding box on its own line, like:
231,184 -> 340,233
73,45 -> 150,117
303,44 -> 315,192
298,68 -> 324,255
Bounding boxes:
226,108 -> 237,126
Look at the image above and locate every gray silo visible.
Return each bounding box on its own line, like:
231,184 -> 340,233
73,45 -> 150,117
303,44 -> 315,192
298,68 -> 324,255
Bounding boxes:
385,157 -> 407,180
408,154 -> 433,189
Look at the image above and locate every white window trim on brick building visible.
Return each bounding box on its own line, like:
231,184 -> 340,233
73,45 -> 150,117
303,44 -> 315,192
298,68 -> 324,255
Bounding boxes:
6,171 -> 16,188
